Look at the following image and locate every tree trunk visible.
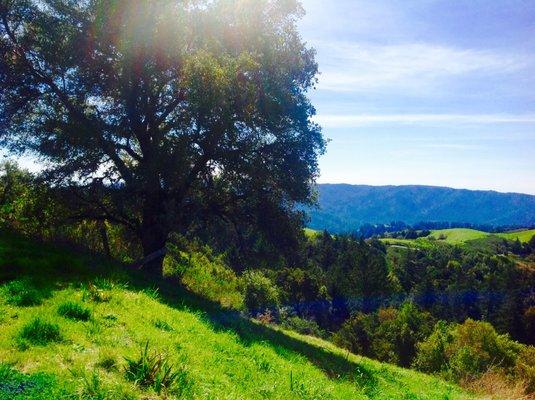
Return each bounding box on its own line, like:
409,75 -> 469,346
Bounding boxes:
98,221 -> 111,258
140,193 -> 169,275
140,224 -> 168,275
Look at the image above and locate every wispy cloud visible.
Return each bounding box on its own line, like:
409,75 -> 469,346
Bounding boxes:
315,42 -> 528,93
315,113 -> 535,128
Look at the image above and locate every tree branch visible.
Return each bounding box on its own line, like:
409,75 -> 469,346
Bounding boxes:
1,10 -> 135,185
155,88 -> 186,128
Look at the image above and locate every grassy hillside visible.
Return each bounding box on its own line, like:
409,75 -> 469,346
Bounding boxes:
304,227 -> 321,239
0,234 -> 474,399
428,228 -> 535,244
497,229 -> 535,243
428,229 -> 489,244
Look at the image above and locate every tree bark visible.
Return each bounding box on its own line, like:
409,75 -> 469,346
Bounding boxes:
140,224 -> 168,275
98,221 -> 111,258
140,190 -> 169,275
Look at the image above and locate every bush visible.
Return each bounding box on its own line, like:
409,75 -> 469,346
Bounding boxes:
281,316 -> 325,338
241,270 -> 279,316
2,279 -> 44,306
412,320 -> 452,374
515,346 -> 535,393
124,341 -> 191,396
333,303 -> 434,367
414,319 -> 521,381
18,318 -> 61,346
57,301 -> 91,321
332,313 -> 374,357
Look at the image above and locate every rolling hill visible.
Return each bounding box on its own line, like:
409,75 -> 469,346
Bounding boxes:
429,228 -> 535,244
0,234 -> 473,399
307,184 -> 535,232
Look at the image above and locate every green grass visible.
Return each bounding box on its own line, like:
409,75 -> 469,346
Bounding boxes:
0,363 -> 72,400
496,229 -> 535,243
428,229 -> 489,244
425,228 -> 535,245
380,237 -> 437,250
1,278 -> 48,306
57,301 -> 92,321
17,318 -> 62,347
0,233 -> 475,399
304,228 -> 321,239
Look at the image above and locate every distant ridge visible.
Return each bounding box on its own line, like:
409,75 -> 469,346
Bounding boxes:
308,184 -> 535,233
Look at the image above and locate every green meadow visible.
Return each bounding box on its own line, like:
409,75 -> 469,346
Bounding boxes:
429,228 -> 535,245
428,229 -> 490,244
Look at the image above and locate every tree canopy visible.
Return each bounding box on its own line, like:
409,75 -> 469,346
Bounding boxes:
0,0 -> 325,272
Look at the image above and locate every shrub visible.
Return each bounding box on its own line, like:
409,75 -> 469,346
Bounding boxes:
2,279 -> 44,306
281,316 -> 325,338
332,313 -> 374,357
412,320 -> 452,374
515,346 -> 535,393
18,318 -> 61,346
449,319 -> 520,379
124,341 -> 191,395
523,306 -> 535,344
414,319 -> 521,381
242,270 -> 279,316
57,301 -> 91,321
333,303 -> 434,367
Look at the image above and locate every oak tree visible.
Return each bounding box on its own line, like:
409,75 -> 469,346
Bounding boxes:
0,0 -> 325,272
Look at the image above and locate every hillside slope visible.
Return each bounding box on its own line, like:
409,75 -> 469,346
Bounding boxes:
0,234 -> 474,399
308,184 -> 535,232
428,228 -> 535,244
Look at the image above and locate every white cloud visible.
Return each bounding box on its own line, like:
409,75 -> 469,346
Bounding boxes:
314,42 -> 528,93
314,113 -> 535,128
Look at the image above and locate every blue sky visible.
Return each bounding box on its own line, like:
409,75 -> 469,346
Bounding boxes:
298,0 -> 535,194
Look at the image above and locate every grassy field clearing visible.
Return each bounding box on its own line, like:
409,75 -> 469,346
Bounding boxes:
429,228 -> 535,244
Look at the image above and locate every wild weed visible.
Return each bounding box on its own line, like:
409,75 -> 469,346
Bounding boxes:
96,351 -> 118,372
57,301 -> 91,321
17,318 -> 61,346
77,370 -> 109,400
83,282 -> 110,303
124,341 -> 191,395
74,369 -> 136,400
2,278 -> 44,306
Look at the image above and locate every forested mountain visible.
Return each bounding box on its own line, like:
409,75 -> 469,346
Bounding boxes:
308,184 -> 535,232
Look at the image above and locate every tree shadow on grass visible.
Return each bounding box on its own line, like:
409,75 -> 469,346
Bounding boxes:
0,234 -> 396,394
129,269 -> 380,391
